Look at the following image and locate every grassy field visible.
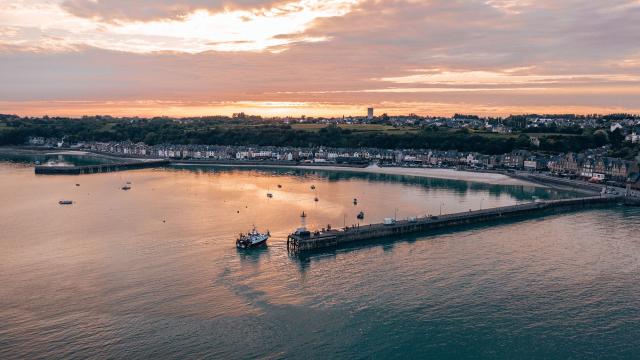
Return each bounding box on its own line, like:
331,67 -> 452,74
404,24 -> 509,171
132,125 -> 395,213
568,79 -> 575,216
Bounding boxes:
290,123 -> 419,133
468,131 -> 583,140
469,131 -> 518,139
523,132 -> 581,137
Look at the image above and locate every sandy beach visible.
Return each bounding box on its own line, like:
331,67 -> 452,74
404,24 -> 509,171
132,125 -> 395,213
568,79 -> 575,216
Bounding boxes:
294,165 -> 541,186
180,161 -> 543,187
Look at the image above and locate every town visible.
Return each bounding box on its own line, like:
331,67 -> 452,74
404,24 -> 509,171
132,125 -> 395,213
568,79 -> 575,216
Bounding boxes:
7,111 -> 639,191
21,139 -> 640,193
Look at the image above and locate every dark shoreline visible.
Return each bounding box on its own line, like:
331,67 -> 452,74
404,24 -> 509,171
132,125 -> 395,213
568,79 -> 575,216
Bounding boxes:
0,146 -> 614,195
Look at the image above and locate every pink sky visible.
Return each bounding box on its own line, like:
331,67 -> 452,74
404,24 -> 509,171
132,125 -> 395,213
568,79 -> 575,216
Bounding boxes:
1,0 -> 639,117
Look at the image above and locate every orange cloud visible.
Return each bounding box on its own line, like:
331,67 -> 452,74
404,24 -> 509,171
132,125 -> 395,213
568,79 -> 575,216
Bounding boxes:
1,0 -> 640,116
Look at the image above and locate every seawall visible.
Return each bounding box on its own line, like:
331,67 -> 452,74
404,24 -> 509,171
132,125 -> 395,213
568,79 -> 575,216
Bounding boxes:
35,160 -> 170,175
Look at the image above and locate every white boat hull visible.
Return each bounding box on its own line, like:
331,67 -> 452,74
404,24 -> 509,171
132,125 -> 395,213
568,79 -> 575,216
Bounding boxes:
236,230 -> 270,249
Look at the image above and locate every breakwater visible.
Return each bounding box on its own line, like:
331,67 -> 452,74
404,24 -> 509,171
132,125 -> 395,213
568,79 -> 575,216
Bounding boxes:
35,159 -> 170,175
287,195 -> 621,253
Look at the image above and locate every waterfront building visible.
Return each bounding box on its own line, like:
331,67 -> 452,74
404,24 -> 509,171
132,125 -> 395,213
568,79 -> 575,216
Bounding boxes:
524,156 -> 547,171
502,150 -> 530,169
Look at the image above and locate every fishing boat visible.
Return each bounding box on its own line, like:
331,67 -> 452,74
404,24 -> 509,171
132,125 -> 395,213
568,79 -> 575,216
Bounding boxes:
277,184 -> 282,188
121,185 -> 131,191
314,197 -> 319,202
311,185 -> 316,190
236,227 -> 270,249
267,192 -> 273,198
353,198 -> 358,205
357,211 -> 365,220
59,200 -> 73,205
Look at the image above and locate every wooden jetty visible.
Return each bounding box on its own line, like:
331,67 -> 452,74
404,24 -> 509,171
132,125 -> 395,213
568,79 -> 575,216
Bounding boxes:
287,195 -> 622,253
35,159 -> 169,175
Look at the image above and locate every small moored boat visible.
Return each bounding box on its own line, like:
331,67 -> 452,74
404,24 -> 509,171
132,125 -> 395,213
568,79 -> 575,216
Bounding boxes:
121,185 -> 131,191
59,200 -> 73,205
236,227 -> 270,249
357,211 -> 365,220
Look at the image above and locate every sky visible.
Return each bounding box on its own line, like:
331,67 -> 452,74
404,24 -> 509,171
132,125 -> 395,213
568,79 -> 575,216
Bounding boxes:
1,0 -> 640,117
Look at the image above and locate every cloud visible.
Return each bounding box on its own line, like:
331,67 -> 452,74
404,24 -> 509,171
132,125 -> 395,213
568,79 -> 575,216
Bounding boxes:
1,0 -> 640,116
61,0 -> 289,21
0,0 -> 360,53
378,69 -> 640,86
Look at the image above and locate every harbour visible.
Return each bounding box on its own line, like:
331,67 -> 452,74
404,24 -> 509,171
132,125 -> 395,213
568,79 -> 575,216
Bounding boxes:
23,150 -> 640,256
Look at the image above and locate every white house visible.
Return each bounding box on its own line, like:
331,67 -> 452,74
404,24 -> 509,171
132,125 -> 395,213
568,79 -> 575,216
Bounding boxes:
625,132 -> 639,143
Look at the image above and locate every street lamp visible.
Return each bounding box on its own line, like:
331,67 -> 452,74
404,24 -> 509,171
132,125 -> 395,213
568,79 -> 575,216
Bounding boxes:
440,202 -> 445,216
480,198 -> 484,210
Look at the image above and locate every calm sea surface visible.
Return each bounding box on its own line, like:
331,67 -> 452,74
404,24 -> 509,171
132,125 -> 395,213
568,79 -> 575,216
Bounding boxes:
1,158 -> 640,359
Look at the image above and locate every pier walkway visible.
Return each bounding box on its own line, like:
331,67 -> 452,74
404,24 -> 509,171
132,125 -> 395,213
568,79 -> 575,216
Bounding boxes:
35,160 -> 169,175
287,195 -> 623,253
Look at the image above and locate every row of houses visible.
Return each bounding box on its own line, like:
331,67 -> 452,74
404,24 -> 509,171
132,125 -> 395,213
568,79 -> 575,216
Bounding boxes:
548,152 -> 638,184
85,142 -> 525,168
86,142 -> 390,164
83,141 -> 639,185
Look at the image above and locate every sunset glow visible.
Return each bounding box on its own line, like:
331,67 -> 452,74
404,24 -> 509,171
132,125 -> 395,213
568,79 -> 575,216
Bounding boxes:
1,0 -> 640,116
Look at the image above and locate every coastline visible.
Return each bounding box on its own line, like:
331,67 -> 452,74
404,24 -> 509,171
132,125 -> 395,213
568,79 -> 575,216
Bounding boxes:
0,146 -> 541,187
300,165 -> 539,186
176,162 -> 543,187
